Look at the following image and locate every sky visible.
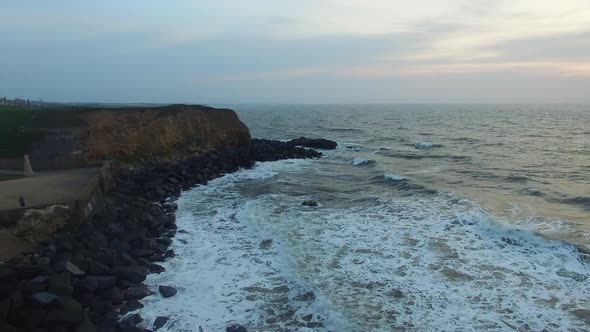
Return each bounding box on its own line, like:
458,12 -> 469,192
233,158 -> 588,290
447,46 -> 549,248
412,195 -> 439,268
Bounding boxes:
0,1 -> 589,103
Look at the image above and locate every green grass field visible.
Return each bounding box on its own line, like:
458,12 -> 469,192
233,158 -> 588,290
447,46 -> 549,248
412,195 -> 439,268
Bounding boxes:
0,105 -> 83,158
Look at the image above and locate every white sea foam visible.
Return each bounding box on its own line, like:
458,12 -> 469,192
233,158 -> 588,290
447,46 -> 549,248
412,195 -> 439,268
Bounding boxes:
139,160 -> 590,331
415,142 -> 433,149
384,172 -> 406,181
351,157 -> 374,166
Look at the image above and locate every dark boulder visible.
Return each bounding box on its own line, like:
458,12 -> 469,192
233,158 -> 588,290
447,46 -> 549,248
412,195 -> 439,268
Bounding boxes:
124,284 -> 153,301
149,264 -> 165,274
46,296 -> 84,324
153,316 -> 169,331
287,137 -> 337,150
158,286 -> 177,298
32,292 -> 58,305
112,266 -> 148,284
48,272 -> 73,296
227,325 -> 248,332
302,200 -> 318,207
119,300 -> 143,315
80,276 -> 117,291
120,313 -> 143,327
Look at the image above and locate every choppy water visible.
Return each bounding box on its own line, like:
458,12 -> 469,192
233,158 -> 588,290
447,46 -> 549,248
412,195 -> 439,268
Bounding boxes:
139,104 -> 590,331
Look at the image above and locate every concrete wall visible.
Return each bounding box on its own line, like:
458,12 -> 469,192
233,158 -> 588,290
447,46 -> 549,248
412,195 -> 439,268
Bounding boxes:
0,161 -> 119,227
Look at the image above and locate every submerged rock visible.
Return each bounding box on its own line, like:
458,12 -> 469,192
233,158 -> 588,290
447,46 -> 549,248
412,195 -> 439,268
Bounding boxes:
153,316 -> 170,331
227,325 -> 248,332
158,285 -> 177,298
302,200 -> 318,207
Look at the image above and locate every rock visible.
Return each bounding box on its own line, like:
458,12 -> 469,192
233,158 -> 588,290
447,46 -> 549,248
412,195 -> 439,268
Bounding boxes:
226,325 -> 248,332
113,266 -> 148,284
81,276 -> 117,291
153,316 -> 169,331
124,284 -> 153,301
301,314 -> 313,322
32,292 -> 58,305
120,300 -> 144,315
120,313 -> 143,327
75,312 -> 98,332
302,200 -> 318,207
158,285 -> 177,298
0,267 -> 16,280
287,137 -> 337,150
15,205 -> 71,242
149,264 -> 165,274
99,287 -> 124,305
164,250 -> 175,259
46,296 -> 84,324
49,272 -> 73,296
259,239 -> 273,250
66,261 -> 85,276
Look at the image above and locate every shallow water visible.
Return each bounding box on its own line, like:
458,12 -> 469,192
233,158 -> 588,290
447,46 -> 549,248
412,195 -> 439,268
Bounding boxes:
138,104 -> 590,331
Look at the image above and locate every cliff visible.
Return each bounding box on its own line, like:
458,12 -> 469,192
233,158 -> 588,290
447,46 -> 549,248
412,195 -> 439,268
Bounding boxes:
79,105 -> 251,160
0,104 -> 251,169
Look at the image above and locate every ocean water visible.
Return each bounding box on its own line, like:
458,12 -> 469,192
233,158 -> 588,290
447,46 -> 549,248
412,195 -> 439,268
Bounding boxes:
138,104 -> 590,331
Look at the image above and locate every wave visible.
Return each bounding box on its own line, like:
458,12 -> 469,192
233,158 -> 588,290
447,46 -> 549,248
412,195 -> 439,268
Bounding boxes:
137,160 -> 590,331
374,173 -> 437,195
376,150 -> 470,161
351,157 -> 375,166
557,196 -> 590,210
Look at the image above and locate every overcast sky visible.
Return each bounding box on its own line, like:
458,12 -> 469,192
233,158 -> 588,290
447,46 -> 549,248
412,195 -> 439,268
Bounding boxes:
1,1 -> 588,103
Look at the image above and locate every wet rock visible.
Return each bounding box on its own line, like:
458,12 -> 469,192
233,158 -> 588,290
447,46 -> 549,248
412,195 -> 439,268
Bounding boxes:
301,314 -> 313,322
153,316 -> 169,331
66,261 -> 85,276
32,292 -> 58,305
387,289 -> 405,298
302,200 -> 318,207
259,239 -> 273,250
120,313 -> 143,327
226,325 -> 248,332
149,264 -> 165,274
287,137 -> 337,150
124,284 -> 153,301
0,267 -> 17,280
164,250 -> 175,259
81,276 -> 117,291
46,296 -> 84,324
99,287 -> 123,305
75,312 -> 98,332
49,272 -> 73,296
113,266 -> 148,284
158,285 -> 177,298
120,300 -> 144,315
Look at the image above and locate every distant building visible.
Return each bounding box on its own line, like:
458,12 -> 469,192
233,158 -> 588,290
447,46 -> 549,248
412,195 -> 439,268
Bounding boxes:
14,98 -> 27,107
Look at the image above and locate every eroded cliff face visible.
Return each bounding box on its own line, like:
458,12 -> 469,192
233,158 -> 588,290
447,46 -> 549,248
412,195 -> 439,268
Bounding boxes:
80,105 -> 251,161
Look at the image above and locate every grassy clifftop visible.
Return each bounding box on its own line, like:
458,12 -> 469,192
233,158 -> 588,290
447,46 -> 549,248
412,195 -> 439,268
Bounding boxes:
0,105 -> 84,158
0,104 -> 251,161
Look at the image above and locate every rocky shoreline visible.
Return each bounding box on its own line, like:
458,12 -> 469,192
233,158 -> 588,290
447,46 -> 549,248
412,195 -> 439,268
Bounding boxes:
0,138 -> 336,332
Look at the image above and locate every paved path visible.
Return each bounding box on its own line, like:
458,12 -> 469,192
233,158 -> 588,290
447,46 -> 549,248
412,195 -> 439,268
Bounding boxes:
0,167 -> 100,210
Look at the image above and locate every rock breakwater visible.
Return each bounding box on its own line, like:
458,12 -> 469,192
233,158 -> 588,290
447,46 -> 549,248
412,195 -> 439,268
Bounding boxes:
0,138 -> 335,332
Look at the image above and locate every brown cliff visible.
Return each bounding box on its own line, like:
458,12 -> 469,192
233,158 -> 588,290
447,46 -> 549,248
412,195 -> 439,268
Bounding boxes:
80,105 -> 251,161
0,104 -> 251,169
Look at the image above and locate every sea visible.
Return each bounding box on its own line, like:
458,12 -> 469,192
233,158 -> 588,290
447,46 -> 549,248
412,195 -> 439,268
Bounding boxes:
138,104 -> 590,331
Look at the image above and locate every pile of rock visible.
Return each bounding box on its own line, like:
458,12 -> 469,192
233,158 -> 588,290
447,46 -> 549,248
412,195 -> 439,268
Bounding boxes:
0,138 -> 336,332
